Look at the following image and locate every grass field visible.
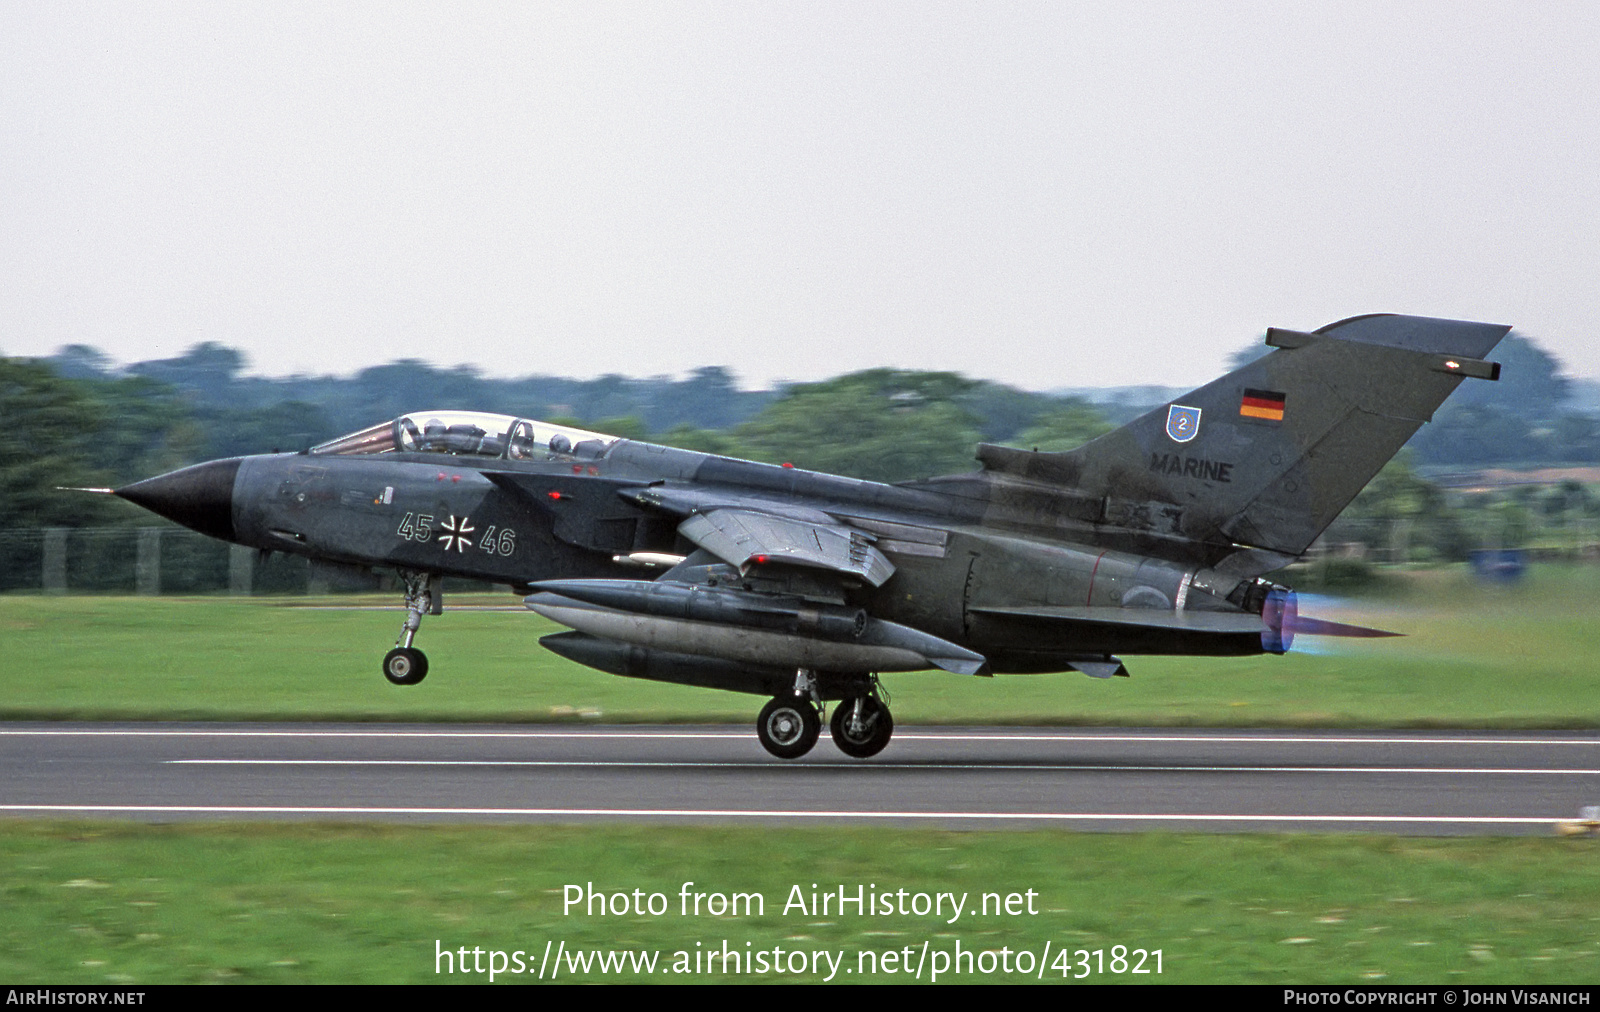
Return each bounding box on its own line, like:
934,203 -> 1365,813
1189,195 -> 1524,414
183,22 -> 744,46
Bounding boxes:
6,564 -> 1600,726
3,823 -> 1597,985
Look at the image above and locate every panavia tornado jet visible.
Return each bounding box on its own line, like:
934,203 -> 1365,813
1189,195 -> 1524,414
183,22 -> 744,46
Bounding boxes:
114,314 -> 1507,758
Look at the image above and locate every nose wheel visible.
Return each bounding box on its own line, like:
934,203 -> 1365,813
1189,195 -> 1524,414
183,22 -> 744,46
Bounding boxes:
383,570 -> 440,686
383,647 -> 428,685
756,695 -> 822,759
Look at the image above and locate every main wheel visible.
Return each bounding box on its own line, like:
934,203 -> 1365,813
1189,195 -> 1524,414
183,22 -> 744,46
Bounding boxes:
382,647 -> 428,686
829,695 -> 893,758
756,695 -> 820,759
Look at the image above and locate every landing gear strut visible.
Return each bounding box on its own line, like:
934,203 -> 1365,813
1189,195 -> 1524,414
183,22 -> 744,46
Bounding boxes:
383,570 -> 440,686
830,680 -> 893,758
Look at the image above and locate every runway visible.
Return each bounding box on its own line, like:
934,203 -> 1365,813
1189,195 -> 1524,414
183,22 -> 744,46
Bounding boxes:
1,722 -> 1597,834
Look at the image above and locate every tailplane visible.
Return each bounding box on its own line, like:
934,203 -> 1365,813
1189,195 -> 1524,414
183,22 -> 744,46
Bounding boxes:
976,314 -> 1510,559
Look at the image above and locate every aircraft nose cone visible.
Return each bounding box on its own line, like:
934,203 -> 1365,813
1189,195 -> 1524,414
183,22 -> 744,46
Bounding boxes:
115,458 -> 241,541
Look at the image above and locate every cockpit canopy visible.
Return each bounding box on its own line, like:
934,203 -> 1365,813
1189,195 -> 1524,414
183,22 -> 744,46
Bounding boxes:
310,410 -> 620,462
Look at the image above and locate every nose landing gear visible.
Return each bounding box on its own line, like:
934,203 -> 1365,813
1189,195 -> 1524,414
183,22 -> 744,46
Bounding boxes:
382,570 -> 440,686
382,646 -> 427,685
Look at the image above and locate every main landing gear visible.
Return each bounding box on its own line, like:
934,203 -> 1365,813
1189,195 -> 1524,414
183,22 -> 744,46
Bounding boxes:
754,671 -> 894,760
383,570 -> 440,686
757,695 -> 821,760
829,692 -> 893,759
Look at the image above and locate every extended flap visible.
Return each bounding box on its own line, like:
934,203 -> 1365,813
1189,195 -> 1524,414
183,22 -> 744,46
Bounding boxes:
679,508 -> 896,587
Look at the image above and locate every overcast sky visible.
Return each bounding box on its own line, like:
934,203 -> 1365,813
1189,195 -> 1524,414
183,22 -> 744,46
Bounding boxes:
2,2 -> 1596,390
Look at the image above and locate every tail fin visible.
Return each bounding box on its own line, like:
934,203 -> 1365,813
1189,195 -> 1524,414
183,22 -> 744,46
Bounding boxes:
976,314 -> 1509,558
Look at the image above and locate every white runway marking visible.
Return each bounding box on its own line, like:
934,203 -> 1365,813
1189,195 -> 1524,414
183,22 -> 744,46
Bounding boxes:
909,733 -> 1600,746
166,759 -> 1600,775
0,728 -> 740,740
4,728 -> 1598,746
0,803 -> 1565,827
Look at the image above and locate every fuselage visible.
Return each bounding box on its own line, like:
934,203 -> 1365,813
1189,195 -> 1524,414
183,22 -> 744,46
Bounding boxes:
116,409 -> 1266,675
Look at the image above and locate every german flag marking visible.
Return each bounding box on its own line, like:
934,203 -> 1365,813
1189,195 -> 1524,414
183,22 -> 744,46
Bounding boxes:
1240,388 -> 1285,421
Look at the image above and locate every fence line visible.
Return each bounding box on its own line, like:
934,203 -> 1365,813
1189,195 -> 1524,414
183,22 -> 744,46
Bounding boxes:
0,527 -> 309,595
